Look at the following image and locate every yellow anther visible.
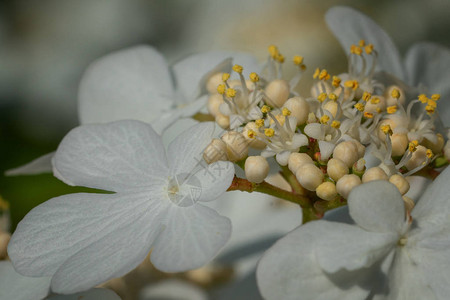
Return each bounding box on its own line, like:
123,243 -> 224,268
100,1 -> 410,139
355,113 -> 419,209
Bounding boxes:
222,73 -> 230,82
425,105 -> 436,115
362,91 -> 372,102
359,40 -> 366,47
350,45 -> 363,55
328,93 -> 338,101
354,103 -> 365,112
282,107 -> 291,116
319,69 -> 330,81
418,94 -> 428,103
317,92 -> 327,102
370,97 -> 380,104
232,64 -> 243,74
364,112 -> 374,119
431,94 -> 441,101
226,88 -> 236,98
264,128 -> 275,137
249,72 -> 260,82
320,115 -> 330,124
268,45 -> 279,58
427,100 -> 437,108
426,149 -> 433,158
344,80 -> 359,90
255,119 -> 265,128
387,105 -> 397,114
391,88 -> 401,99
276,53 -> 285,63
293,55 -> 304,65
381,124 -> 393,135
331,120 -> 341,129
409,140 -> 419,152
261,105 -> 271,114
217,84 -> 226,95
365,44 -> 374,54
313,68 -> 320,79
247,129 -> 257,139
332,76 -> 341,87
376,108 -> 382,113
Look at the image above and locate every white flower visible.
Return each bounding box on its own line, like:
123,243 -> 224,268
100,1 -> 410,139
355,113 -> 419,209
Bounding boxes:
257,166 -> 450,299
8,120 -> 235,294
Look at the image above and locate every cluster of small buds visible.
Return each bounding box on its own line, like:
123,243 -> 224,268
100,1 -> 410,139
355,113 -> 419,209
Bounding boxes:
201,42 -> 447,204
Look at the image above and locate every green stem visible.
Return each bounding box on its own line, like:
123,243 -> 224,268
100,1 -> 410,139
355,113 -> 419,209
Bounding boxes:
279,165 -> 307,196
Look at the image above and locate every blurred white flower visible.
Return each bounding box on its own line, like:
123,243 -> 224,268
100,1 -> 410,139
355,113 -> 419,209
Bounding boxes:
8,120 -> 235,294
257,166 -> 450,299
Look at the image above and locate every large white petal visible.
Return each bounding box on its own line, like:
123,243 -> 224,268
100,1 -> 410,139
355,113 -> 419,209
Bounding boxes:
167,122 -> 215,176
48,288 -> 120,300
8,191 -> 169,294
150,204 -> 231,272
53,120 -> 168,192
256,221 -> 376,300
5,152 -> 54,176
404,175 -> 431,202
315,222 -> 397,273
0,260 -> 50,300
139,279 -> 208,300
348,181 -> 406,234
78,45 -> 174,125
304,123 -> 325,140
325,6 -> 405,80
191,160 -> 234,202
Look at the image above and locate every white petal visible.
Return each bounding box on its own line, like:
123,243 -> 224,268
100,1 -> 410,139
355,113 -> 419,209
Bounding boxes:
5,152 -> 54,176
257,221 -> 375,300
316,222 -> 397,273
324,206 -> 354,224
325,6 -> 405,80
276,151 -> 291,166
162,118 -> 200,147
348,181 -> 406,233
304,123 -> 325,140
78,46 -> 174,125
150,204 -> 231,272
291,133 -> 308,148
53,120 -> 168,192
8,192 -> 168,294
191,160 -> 234,202
139,279 -> 208,300
167,122 -> 215,176
318,140 -> 335,160
48,288 -> 120,300
404,176 -> 432,202
0,260 -> 50,300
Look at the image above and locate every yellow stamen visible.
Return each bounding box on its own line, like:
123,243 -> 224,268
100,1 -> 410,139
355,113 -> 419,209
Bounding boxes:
418,94 -> 428,103
276,54 -> 285,63
222,73 -> 230,82
359,40 -> 366,47
226,88 -> 236,98
376,108 -> 382,113
364,112 -> 374,119
317,92 -> 327,103
365,44 -> 374,54
249,72 -> 260,82
264,128 -> 275,137
431,94 -> 441,101
282,107 -> 291,116
247,129 -> 256,139
362,91 -> 372,102
344,80 -> 359,90
381,124 -> 393,135
268,45 -> 279,58
370,97 -> 380,104
217,84 -> 226,95
255,119 -> 265,128
387,105 -> 397,114
391,88 -> 400,99
426,149 -> 433,158
354,103 -> 365,111
320,115 -> 330,124
409,140 -> 419,152
332,76 -> 341,87
261,105 -> 271,113
331,120 -> 341,128
350,45 -> 363,55
319,69 -> 330,81
328,93 -> 338,101
313,68 -> 320,79
293,55 -> 304,65
232,64 -> 243,74
425,105 -> 436,115
427,100 -> 437,108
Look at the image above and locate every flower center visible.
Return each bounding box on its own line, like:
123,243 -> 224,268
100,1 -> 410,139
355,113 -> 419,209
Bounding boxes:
166,174 -> 202,207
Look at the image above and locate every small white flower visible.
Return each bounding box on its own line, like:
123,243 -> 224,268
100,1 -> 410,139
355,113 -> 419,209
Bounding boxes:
257,166 -> 450,299
8,120 -> 234,294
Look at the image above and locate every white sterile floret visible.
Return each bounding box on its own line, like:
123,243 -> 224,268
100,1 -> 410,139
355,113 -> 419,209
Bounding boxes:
282,97 -> 309,125
221,131 -> 249,162
336,174 -> 361,199
327,158 -> 349,182
295,164 -> 324,191
332,141 -> 360,168
8,121 -> 235,294
203,138 -> 228,164
362,167 -> 388,183
288,152 -> 314,174
257,166 -> 450,299
316,182 -> 337,201
265,79 -> 290,107
245,156 -> 269,183
389,174 -> 410,195
242,122 -> 266,149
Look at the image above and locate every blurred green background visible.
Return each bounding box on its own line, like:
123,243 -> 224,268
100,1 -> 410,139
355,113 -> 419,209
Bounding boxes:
1,0 -> 449,230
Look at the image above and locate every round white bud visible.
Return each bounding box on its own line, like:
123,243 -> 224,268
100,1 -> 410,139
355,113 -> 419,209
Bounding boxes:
327,158 -> 349,181
265,79 -> 290,107
207,94 -> 224,117
422,133 -> 445,154
333,141 -> 359,168
283,97 -> 309,125
378,119 -> 399,140
0,231 -> 10,260
203,139 -> 228,164
389,174 -> 410,195
405,145 -> 428,170
288,152 -> 314,174
206,72 -> 224,94
384,85 -> 406,107
391,133 -> 409,156
364,96 -> 386,114
323,101 -> 339,118
336,174 -> 361,199
349,140 -> 365,158
215,113 -> 230,129
245,156 -> 269,183
221,131 -> 249,162
242,122 -> 266,149
296,164 -> 324,191
316,181 -> 338,201
362,167 -> 389,183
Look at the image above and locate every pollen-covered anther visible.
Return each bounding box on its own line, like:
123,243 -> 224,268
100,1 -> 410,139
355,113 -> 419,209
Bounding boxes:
317,92 -> 327,102
328,93 -> 338,101
364,112 -> 374,119
232,64 -> 243,74
331,120 -> 341,128
332,76 -> 341,87
226,88 -> 236,98
431,94 -> 441,101
358,39 -> 366,47
391,88 -> 400,99
350,45 -> 362,55
249,72 -> 260,83
268,44 -> 279,59
362,91 -> 372,102
261,105 -> 271,114
426,149 -> 433,159
408,140 -> 419,152
293,55 -> 304,65
217,84 -> 226,95
222,73 -> 230,82
282,108 -> 291,116
344,80 -> 359,90
276,53 -> 285,63
365,44 -> 374,54
319,69 -> 330,81
418,94 -> 428,103
354,103 -> 365,112
313,68 -> 320,79
264,128 -> 275,137
320,115 -> 330,124
380,124 -> 393,136
387,105 -> 397,114
255,119 -> 265,128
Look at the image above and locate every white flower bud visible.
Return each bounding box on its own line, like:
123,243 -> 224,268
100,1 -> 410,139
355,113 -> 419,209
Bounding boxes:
215,113 -> 230,129
323,101 -> 339,118
402,196 -> 415,214
327,158 -> 349,181
316,181 -> 337,201
353,158 -> 366,173
206,72 -> 224,94
207,94 -> 224,117
203,139 -> 228,164
296,163 -> 324,191
364,96 -> 386,114
288,152 -> 314,174
265,79 -> 290,107
283,97 -> 309,125
391,133 -> 409,156
422,133 -> 445,154
307,112 -> 317,124
405,145 -> 428,170
221,131 -> 249,162
245,156 -> 269,183
0,231 -> 10,259
349,140 -> 365,158
377,119 -> 397,140
389,174 -> 410,195
333,141 -> 359,168
336,174 -> 361,199
242,122 -> 266,149
362,167 -> 388,183
384,85 -> 406,107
